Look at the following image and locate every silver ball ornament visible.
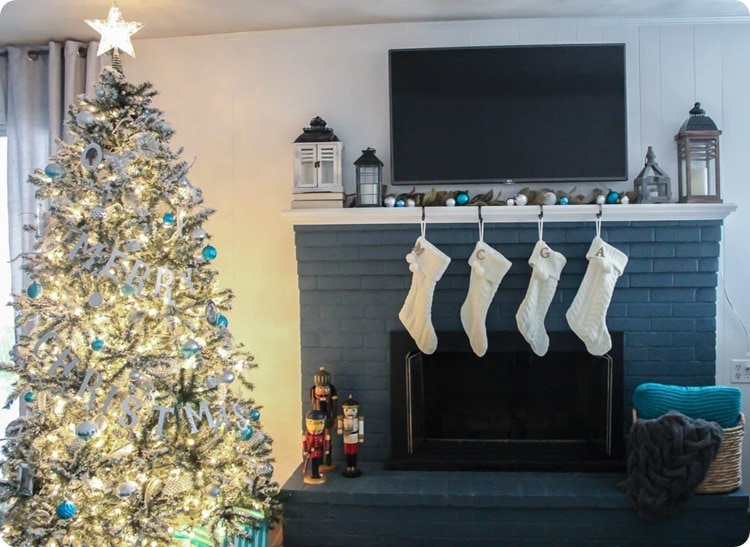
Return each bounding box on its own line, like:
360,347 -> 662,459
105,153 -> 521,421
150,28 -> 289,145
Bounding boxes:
405,198 -> 416,207
596,194 -> 606,205
383,195 -> 396,207
445,198 -> 456,207
117,480 -> 138,498
207,484 -> 221,497
256,463 -> 274,476
75,420 -> 98,441
88,293 -> 104,308
91,206 -> 107,220
129,370 -> 141,382
76,111 -> 95,126
206,377 -> 220,389
514,194 -> 528,206
220,370 -> 235,384
506,198 -> 516,206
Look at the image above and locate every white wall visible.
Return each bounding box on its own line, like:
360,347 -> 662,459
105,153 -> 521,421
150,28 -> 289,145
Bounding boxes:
124,17 -> 750,487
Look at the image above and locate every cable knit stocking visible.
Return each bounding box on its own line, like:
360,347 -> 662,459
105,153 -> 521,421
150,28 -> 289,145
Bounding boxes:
565,236 -> 628,356
515,240 -> 567,357
460,241 -> 512,357
398,236 -> 451,354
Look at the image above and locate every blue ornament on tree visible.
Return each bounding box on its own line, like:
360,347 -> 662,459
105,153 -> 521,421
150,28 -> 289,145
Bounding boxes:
249,409 -> 261,422
201,245 -> 217,260
120,284 -> 136,297
23,391 -> 36,403
162,212 -> 175,226
240,426 -> 254,440
559,196 -> 569,205
91,339 -> 105,351
216,315 -> 228,328
56,500 -> 77,520
26,282 -> 43,299
455,191 -> 470,206
180,339 -> 200,358
44,163 -> 65,178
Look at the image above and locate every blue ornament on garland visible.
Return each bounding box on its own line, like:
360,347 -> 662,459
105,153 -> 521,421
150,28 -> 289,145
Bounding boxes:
395,198 -> 406,207
91,339 -> 105,351
201,245 -> 217,261
26,282 -> 43,299
248,409 -> 261,422
216,315 -> 228,328
23,391 -> 36,403
559,196 -> 569,205
162,212 -> 175,226
455,191 -> 470,206
240,426 -> 254,440
605,191 -> 620,204
56,500 -> 77,520
180,339 -> 200,358
44,163 -> 65,178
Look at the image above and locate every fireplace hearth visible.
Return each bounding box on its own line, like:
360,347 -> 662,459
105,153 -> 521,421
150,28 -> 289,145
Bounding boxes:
389,331 -> 624,471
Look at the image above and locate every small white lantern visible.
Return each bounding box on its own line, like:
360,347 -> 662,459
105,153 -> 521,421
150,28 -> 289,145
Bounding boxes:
354,148 -> 384,207
293,116 -> 343,194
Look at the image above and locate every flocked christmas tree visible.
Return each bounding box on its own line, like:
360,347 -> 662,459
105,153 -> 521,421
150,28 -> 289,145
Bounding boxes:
0,7 -> 282,545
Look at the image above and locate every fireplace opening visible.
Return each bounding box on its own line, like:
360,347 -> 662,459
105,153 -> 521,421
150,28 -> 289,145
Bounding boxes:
388,331 -> 624,471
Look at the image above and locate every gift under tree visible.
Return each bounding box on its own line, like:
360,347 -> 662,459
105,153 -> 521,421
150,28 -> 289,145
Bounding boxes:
0,6 -> 282,545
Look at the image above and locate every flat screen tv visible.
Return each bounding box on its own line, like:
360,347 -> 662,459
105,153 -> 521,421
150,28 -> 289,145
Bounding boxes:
389,44 -> 628,185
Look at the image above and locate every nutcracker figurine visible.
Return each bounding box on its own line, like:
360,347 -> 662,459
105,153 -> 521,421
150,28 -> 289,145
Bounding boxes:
310,366 -> 337,470
302,410 -> 329,485
336,394 -> 364,478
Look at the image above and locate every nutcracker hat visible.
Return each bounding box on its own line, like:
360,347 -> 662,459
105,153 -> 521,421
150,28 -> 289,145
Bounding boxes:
313,366 -> 332,387
306,410 -> 326,421
342,394 -> 360,408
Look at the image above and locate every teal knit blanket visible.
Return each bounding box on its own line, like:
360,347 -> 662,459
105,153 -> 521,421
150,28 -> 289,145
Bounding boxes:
633,383 -> 742,428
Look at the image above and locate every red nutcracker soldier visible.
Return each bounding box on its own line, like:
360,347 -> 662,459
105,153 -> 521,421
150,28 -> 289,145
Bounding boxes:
310,366 -> 337,470
336,394 -> 364,478
302,410 -> 329,485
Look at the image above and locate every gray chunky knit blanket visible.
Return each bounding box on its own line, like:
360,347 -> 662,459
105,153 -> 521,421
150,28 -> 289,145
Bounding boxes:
620,411 -> 723,520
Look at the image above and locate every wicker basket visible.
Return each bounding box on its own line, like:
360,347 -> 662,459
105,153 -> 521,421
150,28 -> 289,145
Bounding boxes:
695,412 -> 744,494
631,410 -> 744,494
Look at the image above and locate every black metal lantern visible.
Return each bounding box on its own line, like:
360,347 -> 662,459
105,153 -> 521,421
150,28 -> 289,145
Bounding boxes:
354,147 -> 383,207
634,146 -> 671,203
675,103 -> 722,203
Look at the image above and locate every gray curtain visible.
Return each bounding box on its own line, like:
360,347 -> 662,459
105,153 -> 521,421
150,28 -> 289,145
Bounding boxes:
0,41 -> 106,294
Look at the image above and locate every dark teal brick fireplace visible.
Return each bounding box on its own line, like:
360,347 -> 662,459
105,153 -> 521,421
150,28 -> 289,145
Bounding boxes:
282,217 -> 748,546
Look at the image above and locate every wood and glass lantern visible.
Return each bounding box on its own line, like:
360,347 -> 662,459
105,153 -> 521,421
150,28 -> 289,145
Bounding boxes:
675,103 -> 722,203
354,147 -> 384,207
634,146 -> 671,203
293,116 -> 343,194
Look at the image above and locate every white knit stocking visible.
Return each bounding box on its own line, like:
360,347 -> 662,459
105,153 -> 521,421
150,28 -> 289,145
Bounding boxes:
565,235 -> 628,356
515,240 -> 567,357
398,234 -> 451,355
460,241 -> 512,357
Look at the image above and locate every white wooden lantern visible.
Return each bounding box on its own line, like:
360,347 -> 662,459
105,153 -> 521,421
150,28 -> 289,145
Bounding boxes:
675,103 -> 722,203
293,116 -> 343,194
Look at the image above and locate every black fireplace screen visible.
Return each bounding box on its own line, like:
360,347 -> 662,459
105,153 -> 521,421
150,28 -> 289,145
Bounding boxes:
389,331 -> 624,471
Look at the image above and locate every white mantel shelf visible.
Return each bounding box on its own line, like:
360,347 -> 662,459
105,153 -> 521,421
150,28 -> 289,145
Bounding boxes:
283,203 -> 737,226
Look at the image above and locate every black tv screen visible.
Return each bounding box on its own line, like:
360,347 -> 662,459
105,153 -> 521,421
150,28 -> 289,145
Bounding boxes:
389,44 -> 628,185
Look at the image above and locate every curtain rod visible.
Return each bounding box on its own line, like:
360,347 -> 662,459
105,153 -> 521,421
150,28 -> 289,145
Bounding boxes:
0,45 -> 88,59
